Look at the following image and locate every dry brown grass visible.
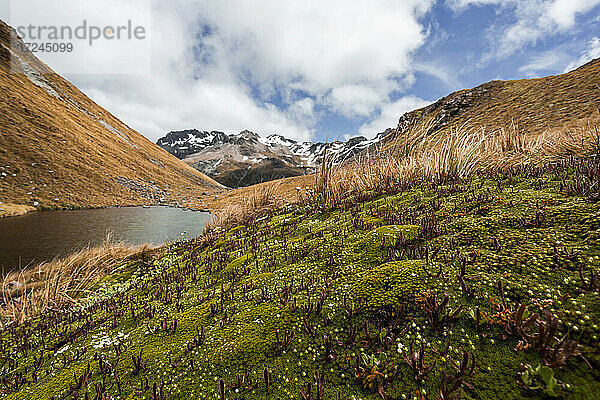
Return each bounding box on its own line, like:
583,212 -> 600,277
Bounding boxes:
0,235 -> 156,325
206,119 -> 600,229
312,119 -> 600,209
0,203 -> 35,218
206,180 -> 288,230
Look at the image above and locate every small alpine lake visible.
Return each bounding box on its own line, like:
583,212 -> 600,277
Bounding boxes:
0,206 -> 211,272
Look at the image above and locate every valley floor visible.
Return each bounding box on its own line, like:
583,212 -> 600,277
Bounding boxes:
1,159 -> 599,399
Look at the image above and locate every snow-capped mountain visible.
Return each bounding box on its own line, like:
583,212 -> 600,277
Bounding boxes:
157,129 -> 390,188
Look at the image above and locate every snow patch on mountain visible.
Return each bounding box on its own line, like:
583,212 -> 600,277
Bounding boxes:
156,128 -> 393,188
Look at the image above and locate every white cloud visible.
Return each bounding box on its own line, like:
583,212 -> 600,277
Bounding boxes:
195,0 -> 434,121
326,84 -> 391,118
446,0 -> 512,11
447,0 -> 600,58
415,62 -> 461,88
545,0 -> 600,29
517,50 -> 569,76
564,37 -> 600,72
358,96 -> 431,138
197,1 -> 432,93
83,77 -> 316,141
2,0 -> 436,141
67,1 -> 318,141
9,0 -> 152,74
287,97 -> 318,129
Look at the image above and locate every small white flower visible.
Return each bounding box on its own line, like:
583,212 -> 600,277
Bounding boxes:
397,342 -> 405,353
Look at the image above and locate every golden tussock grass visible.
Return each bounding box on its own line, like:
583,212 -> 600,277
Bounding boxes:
314,119 -> 600,206
206,180 -> 287,231
0,203 -> 35,218
0,235 -> 156,325
209,117 -> 600,228
314,119 -> 600,208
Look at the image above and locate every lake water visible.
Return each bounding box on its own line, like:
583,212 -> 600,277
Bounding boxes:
0,206 -> 211,273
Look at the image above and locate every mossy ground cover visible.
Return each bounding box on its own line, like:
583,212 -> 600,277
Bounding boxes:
1,161 -> 599,400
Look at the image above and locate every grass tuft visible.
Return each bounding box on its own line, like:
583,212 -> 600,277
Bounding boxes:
0,234 -> 155,325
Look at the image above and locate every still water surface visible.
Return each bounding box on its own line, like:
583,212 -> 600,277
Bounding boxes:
0,206 -> 211,272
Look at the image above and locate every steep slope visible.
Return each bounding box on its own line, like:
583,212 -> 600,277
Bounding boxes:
157,129 -> 385,188
0,20 -> 223,216
384,58 -> 600,147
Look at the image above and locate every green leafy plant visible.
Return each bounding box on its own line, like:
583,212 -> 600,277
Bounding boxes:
520,363 -> 561,397
355,352 -> 391,397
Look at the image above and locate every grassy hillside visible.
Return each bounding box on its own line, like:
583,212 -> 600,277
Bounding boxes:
384,58 -> 600,150
0,20 -> 223,217
1,154 -> 599,399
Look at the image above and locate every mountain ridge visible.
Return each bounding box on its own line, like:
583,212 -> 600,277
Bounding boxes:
383,58 -> 600,149
157,128 -> 391,188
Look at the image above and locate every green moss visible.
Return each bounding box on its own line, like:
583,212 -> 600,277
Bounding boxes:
224,253 -> 251,273
7,360 -> 92,400
3,167 -> 600,400
352,260 -> 426,310
370,224 -> 421,242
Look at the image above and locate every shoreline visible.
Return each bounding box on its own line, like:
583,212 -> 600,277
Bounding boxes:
0,203 -> 36,218
0,201 -> 212,219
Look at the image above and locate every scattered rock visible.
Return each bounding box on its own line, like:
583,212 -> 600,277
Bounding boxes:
5,281 -> 24,290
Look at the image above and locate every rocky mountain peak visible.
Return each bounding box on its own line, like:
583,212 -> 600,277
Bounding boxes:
156,129 -> 392,188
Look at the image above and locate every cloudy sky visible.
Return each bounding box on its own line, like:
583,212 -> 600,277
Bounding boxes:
3,0 -> 600,142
